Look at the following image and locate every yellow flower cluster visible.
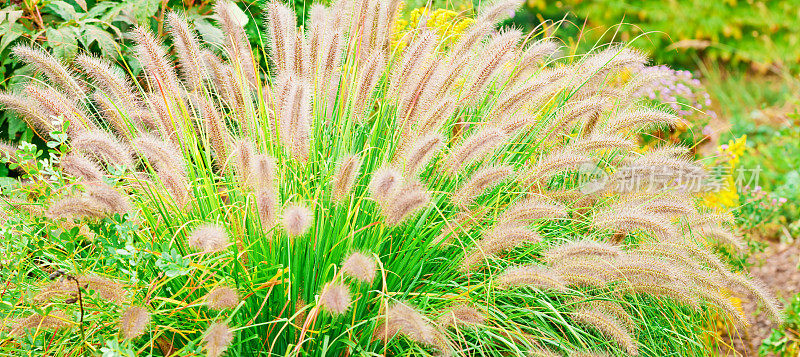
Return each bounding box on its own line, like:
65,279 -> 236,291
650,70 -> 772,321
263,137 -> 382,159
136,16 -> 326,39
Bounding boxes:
393,5 -> 475,49
703,135 -> 747,209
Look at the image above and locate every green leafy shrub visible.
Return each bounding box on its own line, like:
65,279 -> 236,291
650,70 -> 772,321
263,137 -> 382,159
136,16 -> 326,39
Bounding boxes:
525,0 -> 800,72
0,0 -> 782,355
761,293 -> 800,356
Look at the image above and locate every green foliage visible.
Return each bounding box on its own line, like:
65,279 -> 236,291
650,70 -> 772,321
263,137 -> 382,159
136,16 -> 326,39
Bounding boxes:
700,63 -> 800,237
525,0 -> 800,72
761,293 -> 800,356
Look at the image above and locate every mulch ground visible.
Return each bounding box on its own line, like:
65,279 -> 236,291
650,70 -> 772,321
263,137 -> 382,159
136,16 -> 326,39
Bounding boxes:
721,238 -> 800,356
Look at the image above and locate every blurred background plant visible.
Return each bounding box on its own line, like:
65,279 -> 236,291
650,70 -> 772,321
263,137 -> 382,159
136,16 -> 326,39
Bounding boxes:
523,0 -> 800,73
761,293 -> 800,356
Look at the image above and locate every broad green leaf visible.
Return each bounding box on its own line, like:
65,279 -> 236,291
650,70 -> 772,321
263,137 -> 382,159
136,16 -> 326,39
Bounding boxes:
46,27 -> 79,60
46,1 -> 79,21
1,10 -> 23,24
6,112 -> 27,138
224,2 -> 249,27
0,23 -> 24,54
74,0 -> 87,12
83,25 -> 117,57
92,1 -> 127,22
128,0 -> 160,25
194,18 -> 224,46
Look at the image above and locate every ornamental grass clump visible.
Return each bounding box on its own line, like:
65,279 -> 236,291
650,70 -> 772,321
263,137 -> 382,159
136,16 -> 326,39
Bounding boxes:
0,0 -> 781,355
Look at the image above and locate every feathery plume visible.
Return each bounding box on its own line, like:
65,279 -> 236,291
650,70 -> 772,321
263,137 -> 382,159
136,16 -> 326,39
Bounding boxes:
332,154 -> 362,203
249,154 -> 277,192
395,56 -> 444,124
375,302 -> 447,350
646,144 -> 693,159
265,1 -> 298,75
47,196 -> 108,220
215,1 -> 257,87
83,275 -> 126,303
583,46 -> 648,78
389,31 -> 439,97
615,253 -> 685,286
512,39 -> 561,77
528,150 -> 594,183
462,226 -> 541,270
461,29 -> 522,103
437,304 -> 486,328
76,54 -> 140,111
579,300 -> 636,333
700,287 -> 750,328
277,78 -> 312,162
304,5 -> 326,77
545,98 -> 608,139
543,240 -> 622,265
342,252 -> 376,283
120,306 -> 151,339
24,84 -> 94,134
10,310 -> 71,336
166,12 -> 204,90
570,133 -> 636,151
729,273 -> 783,322
496,265 -> 567,291
496,195 -> 567,227
12,45 -> 85,97
445,127 -> 507,174
61,153 -> 104,181
83,181 -> 131,216
700,225 -> 746,251
229,138 -> 255,179
93,93 -> 132,136
369,166 -> 402,201
618,193 -> 695,216
572,307 -> 638,355
158,167 -> 191,208
205,286 -> 240,310
397,133 -> 443,177
0,93 -> 54,137
416,96 -> 457,134
196,93 -> 230,160
592,207 -> 676,240
282,202 -> 313,237
34,279 -> 78,302
203,322 -> 234,357
620,281 -> 701,310
350,52 -> 385,121
256,188 -> 279,227
187,223 -> 230,253
381,181 -> 431,227
133,134 -> 185,172
71,129 -> 133,168
132,26 -> 180,95
605,108 -> 686,134
555,259 -> 619,288
488,76 -> 550,123
476,0 -> 524,23
452,165 -> 514,208
319,282 -> 352,315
